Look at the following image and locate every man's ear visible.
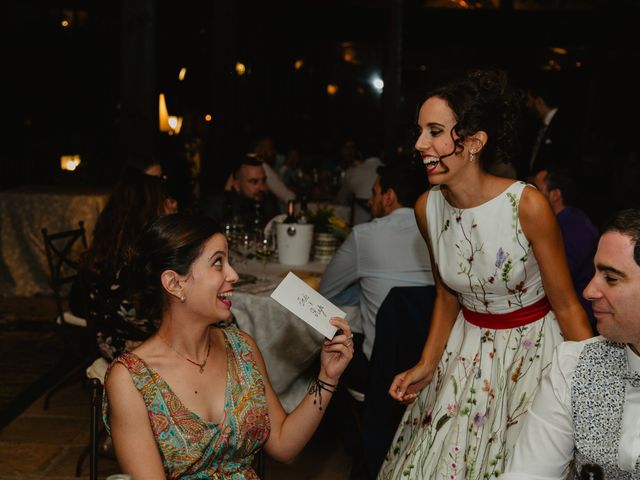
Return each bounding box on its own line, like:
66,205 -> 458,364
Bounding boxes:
549,188 -> 563,204
383,187 -> 397,208
160,270 -> 183,301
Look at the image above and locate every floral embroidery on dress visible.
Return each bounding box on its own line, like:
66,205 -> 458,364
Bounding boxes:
378,182 -> 562,480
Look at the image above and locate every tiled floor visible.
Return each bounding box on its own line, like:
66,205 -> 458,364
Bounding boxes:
0,296 -> 353,479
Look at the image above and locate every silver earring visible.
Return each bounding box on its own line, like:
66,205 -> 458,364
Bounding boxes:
179,295 -> 186,303
469,151 -> 476,162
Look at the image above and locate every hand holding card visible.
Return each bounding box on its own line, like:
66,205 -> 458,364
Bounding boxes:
270,272 -> 346,339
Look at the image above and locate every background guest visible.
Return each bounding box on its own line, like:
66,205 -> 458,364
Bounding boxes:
71,169 -> 173,361
336,139 -> 384,225
320,162 -> 433,383
533,167 -> 599,329
200,156 -> 281,232
524,74 -> 579,178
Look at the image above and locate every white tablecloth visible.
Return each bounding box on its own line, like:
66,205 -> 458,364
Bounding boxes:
231,259 -> 327,412
0,186 -> 110,297
232,258 -> 361,412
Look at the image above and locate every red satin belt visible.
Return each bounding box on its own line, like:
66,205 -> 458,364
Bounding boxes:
462,297 -> 551,329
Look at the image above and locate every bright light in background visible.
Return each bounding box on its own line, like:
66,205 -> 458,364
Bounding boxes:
168,116 -> 183,135
551,47 -> 568,55
204,114 -> 212,122
61,19 -> 70,28
294,59 -> 304,70
326,84 -> 338,95
60,155 -> 81,171
372,77 -> 384,92
178,67 -> 187,81
235,62 -> 246,76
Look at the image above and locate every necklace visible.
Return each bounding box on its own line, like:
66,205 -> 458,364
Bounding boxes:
158,333 -> 211,374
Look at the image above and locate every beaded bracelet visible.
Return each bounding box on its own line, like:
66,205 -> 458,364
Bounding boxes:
308,378 -> 338,410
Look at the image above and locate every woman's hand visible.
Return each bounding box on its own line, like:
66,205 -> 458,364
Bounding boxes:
318,317 -> 353,383
388,360 -> 435,404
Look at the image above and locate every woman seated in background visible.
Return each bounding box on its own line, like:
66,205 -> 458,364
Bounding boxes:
71,168 -> 176,361
102,213 -> 353,479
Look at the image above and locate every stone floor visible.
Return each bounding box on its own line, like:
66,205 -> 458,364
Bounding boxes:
0,296 -> 353,479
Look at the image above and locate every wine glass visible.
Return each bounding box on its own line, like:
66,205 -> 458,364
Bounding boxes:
238,232 -> 252,264
254,233 -> 275,280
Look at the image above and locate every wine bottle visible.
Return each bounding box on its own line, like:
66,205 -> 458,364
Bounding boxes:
297,196 -> 308,224
283,199 -> 296,224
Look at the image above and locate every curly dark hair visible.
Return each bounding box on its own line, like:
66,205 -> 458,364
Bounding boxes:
82,169 -> 168,276
128,214 -> 223,320
425,68 -> 523,169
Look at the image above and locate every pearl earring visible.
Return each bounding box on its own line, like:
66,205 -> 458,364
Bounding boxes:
179,295 -> 186,303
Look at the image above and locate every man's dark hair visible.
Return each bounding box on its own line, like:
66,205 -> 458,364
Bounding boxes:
377,164 -> 428,208
545,168 -> 577,206
232,155 -> 263,179
602,208 -> 640,266
527,72 -> 562,108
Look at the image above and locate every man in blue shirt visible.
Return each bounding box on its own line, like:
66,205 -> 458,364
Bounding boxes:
533,168 -> 599,329
320,163 -> 434,372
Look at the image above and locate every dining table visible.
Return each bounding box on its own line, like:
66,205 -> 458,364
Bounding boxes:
231,256 -> 359,412
0,185 -> 111,297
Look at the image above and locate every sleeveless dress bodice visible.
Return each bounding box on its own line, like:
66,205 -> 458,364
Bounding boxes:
428,182 -> 545,314
103,324 -> 270,479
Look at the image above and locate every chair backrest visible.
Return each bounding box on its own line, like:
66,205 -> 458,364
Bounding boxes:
41,221 -> 88,321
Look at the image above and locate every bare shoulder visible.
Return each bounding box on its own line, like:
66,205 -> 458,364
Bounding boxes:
518,184 -> 557,238
103,362 -> 142,408
519,184 -> 552,220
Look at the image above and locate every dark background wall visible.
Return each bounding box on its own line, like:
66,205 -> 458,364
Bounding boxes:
5,0 -> 640,222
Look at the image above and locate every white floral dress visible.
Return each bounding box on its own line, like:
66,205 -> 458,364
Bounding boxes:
378,182 -> 563,480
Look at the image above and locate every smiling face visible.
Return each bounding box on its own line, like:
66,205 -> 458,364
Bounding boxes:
583,231 -> 640,347
179,233 -> 239,322
414,96 -> 473,185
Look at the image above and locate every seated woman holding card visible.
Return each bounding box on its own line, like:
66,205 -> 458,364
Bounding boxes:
102,213 -> 353,480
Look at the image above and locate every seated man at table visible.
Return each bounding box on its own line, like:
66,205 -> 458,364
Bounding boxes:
200,155 -> 280,232
319,163 -> 434,389
503,208 -> 640,480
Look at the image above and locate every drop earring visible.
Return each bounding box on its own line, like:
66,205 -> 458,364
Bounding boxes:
179,295 -> 186,303
469,151 -> 476,162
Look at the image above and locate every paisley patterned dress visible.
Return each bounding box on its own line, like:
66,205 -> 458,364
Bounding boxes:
379,182 -> 563,479
103,324 -> 270,479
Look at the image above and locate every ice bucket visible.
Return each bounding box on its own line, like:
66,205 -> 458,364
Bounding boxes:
276,223 -> 314,266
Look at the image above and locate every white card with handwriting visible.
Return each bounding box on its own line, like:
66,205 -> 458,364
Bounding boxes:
270,272 -> 344,339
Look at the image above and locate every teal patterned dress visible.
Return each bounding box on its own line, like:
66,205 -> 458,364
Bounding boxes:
103,324 -> 270,479
378,182 -> 563,479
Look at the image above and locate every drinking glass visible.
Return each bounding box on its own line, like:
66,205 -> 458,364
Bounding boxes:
254,232 -> 275,280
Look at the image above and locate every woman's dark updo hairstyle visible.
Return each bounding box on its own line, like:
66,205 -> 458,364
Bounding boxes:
129,213 -> 223,321
426,68 -> 523,168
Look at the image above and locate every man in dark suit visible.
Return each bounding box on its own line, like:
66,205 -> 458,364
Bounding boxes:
526,79 -> 578,178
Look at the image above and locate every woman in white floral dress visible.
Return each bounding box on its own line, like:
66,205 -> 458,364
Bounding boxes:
378,70 -> 594,479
